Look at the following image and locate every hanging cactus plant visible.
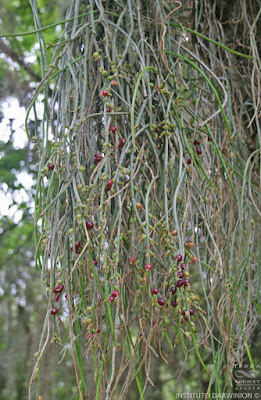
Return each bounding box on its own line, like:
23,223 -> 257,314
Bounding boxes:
27,0 -> 261,398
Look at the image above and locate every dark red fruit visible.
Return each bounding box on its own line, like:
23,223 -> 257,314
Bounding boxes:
157,298 -> 165,306
180,263 -> 186,270
152,287 -> 159,295
112,290 -> 119,298
145,263 -> 152,271
55,295 -> 60,302
171,229 -> 178,236
118,138 -> 126,148
109,295 -> 115,303
171,300 -> 177,307
106,107 -> 111,113
86,221 -> 94,230
183,278 -> 190,286
102,90 -> 108,96
94,153 -> 102,163
178,271 -> 184,279
130,257 -> 136,263
93,260 -> 97,266
50,307 -> 58,315
196,148 -> 202,155
194,139 -> 200,146
105,184 -> 112,193
53,284 -> 64,293
185,316 -> 189,321
106,179 -> 113,187
48,163 -> 55,170
181,309 -> 186,316
187,158 -> 192,165
189,308 -> 195,316
152,320 -> 156,326
75,241 -> 83,254
175,280 -> 184,288
170,286 -> 176,294
110,125 -> 116,133
96,329 -> 101,333
208,136 -> 212,142
176,254 -> 183,262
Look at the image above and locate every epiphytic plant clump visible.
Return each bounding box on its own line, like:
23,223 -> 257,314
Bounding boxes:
27,0 -> 261,398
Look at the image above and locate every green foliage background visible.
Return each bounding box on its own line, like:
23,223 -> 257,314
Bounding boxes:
0,1 -> 78,399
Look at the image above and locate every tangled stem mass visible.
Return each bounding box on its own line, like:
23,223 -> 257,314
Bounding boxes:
28,0 -> 260,398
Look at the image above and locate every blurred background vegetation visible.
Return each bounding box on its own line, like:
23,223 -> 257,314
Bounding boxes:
0,1 -> 260,399
0,1 -> 77,399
